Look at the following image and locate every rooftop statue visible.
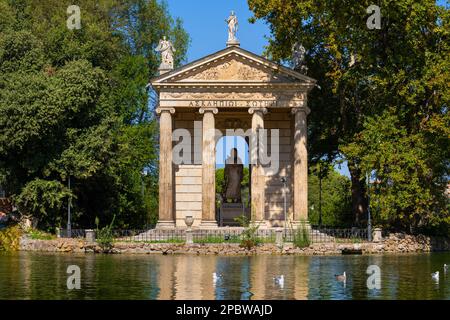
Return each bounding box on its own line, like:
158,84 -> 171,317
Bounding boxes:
226,11 -> 239,45
156,36 -> 176,70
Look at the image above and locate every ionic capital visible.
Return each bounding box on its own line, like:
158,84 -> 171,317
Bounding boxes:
248,107 -> 268,115
199,107 -> 219,115
156,107 -> 176,115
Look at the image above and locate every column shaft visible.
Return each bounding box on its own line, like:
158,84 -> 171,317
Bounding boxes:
156,108 -> 175,228
200,108 -> 218,228
249,108 -> 267,224
292,107 -> 310,222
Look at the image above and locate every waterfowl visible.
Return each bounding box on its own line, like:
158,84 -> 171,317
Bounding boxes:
274,275 -> 284,288
431,271 -> 439,281
212,272 -> 222,285
335,271 -> 346,282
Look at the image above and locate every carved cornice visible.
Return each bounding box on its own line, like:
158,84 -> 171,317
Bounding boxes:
161,91 -> 306,101
248,107 -> 268,115
199,107 -> 219,115
156,107 -> 176,114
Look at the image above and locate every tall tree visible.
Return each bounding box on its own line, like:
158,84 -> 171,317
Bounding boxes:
0,0 -> 189,230
248,0 -> 449,231
308,164 -> 352,227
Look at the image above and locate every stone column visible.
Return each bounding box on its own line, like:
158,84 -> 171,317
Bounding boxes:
292,106 -> 311,225
156,107 -> 175,228
249,107 -> 268,224
199,107 -> 219,228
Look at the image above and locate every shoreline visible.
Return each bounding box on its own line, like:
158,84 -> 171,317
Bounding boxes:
18,233 -> 450,256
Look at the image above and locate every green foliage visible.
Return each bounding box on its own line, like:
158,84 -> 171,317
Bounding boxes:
234,214 -> 250,228
216,168 -> 225,196
308,164 -> 352,227
249,0 -> 450,233
0,225 -> 22,251
28,229 -> 55,240
292,224 -> 311,249
0,0 -> 189,230
15,179 -> 71,231
342,109 -> 450,232
95,215 -> 115,251
235,214 -> 260,249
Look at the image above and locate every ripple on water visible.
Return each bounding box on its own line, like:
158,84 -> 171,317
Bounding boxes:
0,251 -> 449,300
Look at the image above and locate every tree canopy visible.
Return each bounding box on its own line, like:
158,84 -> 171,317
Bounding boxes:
0,0 -> 189,230
248,0 -> 449,233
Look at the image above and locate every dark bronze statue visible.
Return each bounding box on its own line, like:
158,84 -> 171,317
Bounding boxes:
223,148 -> 243,203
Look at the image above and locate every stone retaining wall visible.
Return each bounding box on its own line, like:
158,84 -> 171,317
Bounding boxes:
18,232 -> 450,255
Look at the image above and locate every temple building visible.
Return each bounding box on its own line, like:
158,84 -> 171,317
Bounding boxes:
150,13 -> 316,228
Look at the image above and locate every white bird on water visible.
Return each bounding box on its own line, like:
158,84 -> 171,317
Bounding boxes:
431,271 -> 439,282
213,272 -> 222,285
274,275 -> 284,289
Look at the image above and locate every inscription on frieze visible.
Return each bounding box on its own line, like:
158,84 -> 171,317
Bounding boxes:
188,100 -> 279,108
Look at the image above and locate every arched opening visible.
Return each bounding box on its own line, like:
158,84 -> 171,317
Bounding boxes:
216,135 -> 250,226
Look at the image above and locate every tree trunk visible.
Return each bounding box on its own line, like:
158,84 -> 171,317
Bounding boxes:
348,161 -> 368,227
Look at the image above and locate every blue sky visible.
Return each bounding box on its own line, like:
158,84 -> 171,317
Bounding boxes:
167,0 -> 269,62
168,0 -> 449,62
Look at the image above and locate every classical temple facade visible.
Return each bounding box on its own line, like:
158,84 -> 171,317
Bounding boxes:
150,29 -> 316,229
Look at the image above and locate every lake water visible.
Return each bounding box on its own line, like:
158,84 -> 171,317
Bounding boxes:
0,252 -> 449,300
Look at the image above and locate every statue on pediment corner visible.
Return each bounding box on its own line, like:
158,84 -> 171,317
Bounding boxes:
292,42 -> 308,74
156,36 -> 176,70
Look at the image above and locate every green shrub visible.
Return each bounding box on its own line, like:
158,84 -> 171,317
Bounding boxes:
95,215 -> 115,252
0,225 -> 22,251
293,223 -> 311,248
235,214 -> 260,249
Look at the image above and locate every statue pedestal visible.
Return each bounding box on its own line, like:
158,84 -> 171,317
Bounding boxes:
220,203 -> 247,226
226,39 -> 240,47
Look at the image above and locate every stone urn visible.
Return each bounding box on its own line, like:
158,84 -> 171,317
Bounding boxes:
184,215 -> 194,230
373,228 -> 383,242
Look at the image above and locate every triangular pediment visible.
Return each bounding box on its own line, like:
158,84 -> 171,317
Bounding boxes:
151,46 -> 316,86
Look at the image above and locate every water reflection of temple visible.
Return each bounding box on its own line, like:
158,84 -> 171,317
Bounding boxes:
157,255 -> 309,300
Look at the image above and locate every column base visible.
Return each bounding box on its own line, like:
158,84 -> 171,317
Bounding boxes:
155,220 -> 176,229
199,220 -> 218,229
